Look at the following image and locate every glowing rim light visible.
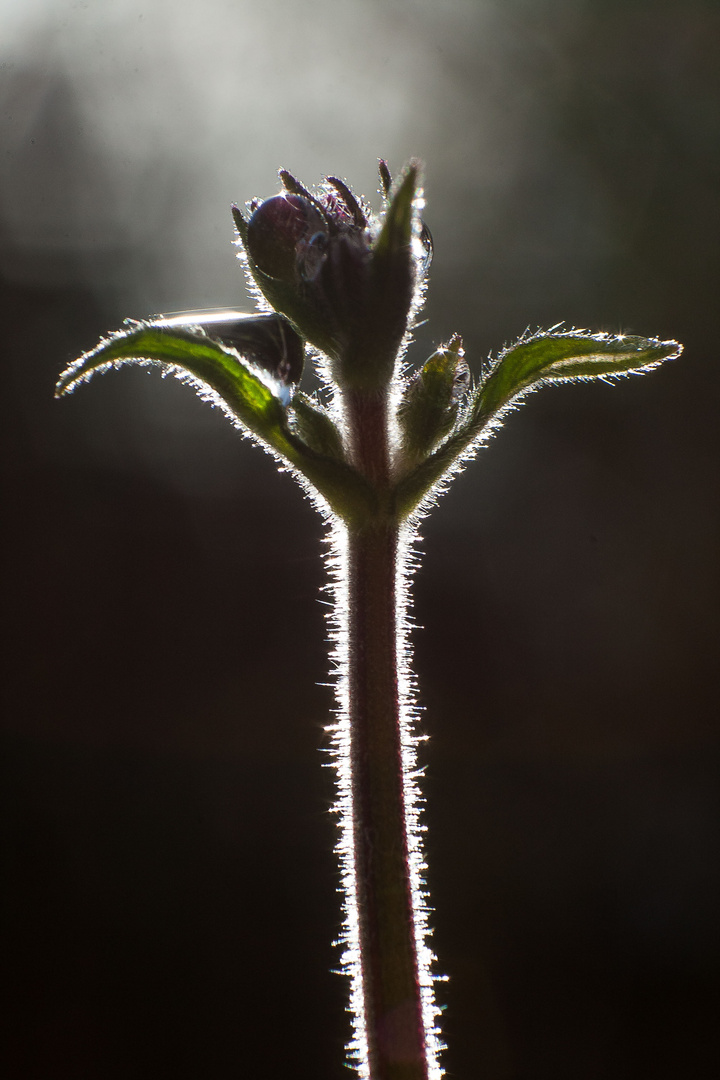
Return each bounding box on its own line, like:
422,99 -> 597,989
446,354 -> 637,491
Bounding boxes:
325,519 -> 445,1079
396,524 -> 447,1080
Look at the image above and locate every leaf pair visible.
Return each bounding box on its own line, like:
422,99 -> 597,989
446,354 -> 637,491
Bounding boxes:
57,317 -> 681,524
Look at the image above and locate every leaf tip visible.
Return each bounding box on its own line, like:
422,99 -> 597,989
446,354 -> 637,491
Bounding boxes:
654,336 -> 684,361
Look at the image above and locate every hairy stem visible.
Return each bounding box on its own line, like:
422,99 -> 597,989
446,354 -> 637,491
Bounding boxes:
341,387 -> 430,1080
346,521 -> 427,1080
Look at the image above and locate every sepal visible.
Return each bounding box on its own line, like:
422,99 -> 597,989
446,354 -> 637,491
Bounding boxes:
337,163 -> 420,391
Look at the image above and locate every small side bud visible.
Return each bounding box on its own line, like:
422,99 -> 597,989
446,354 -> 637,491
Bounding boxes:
398,335 -> 469,464
289,392 -> 346,461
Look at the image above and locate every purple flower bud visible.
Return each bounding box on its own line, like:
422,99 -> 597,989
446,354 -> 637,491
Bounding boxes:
236,163 -> 425,390
246,194 -> 327,283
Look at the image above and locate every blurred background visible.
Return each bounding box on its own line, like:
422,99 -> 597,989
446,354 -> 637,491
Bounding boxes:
1,0 -> 718,1076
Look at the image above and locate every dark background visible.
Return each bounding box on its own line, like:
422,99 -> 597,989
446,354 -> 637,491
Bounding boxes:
2,1 -> 718,1077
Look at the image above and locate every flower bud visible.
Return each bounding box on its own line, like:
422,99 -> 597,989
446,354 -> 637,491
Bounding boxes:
235,162 -> 426,392
246,194 -> 327,283
398,335 -> 469,464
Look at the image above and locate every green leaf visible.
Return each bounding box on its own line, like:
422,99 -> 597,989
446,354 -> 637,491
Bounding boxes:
56,323 -> 291,449
474,330 -> 682,420
393,330 -> 682,519
56,322 -> 377,525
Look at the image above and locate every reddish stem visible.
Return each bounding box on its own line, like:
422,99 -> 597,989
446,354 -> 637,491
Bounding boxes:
344,389 -> 429,1080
